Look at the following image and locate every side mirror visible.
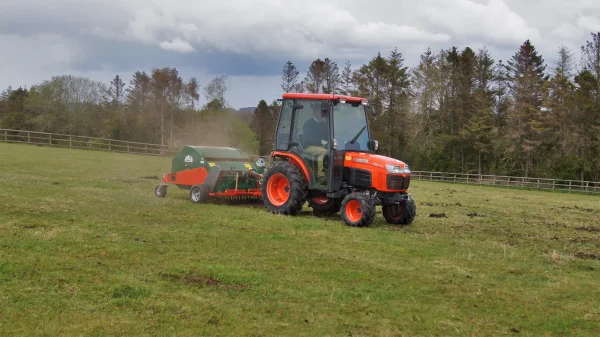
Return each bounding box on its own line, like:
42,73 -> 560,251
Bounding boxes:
293,104 -> 304,110
368,140 -> 379,151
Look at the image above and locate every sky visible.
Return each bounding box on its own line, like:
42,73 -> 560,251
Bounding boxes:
1,0 -> 599,109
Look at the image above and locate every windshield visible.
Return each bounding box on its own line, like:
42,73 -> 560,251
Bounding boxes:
333,102 -> 371,152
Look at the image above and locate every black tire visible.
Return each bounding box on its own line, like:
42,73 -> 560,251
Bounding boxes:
308,196 -> 342,214
383,197 -> 416,225
155,184 -> 167,198
341,193 -> 376,227
190,184 -> 210,204
260,161 -> 307,215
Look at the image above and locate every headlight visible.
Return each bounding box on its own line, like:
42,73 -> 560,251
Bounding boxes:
386,164 -> 410,174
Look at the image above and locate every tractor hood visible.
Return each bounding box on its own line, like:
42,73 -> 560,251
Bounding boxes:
343,152 -> 409,171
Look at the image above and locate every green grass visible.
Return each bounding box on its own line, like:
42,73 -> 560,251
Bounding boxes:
1,143 -> 599,336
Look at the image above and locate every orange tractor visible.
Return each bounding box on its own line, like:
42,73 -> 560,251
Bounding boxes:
260,93 -> 416,227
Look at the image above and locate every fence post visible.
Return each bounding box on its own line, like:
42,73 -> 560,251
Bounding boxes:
69,136 -> 72,148
108,140 -> 111,151
49,134 -> 52,145
127,142 -> 130,153
3,130 -> 6,141
28,132 -> 30,143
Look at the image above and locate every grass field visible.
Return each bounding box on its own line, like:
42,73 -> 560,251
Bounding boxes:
1,143 -> 599,336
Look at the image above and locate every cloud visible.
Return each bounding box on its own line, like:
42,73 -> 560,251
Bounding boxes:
160,38 -> 195,53
2,0 -> 600,108
96,0 -> 451,60
416,0 -> 540,45
0,33 -> 83,88
578,16 -> 600,33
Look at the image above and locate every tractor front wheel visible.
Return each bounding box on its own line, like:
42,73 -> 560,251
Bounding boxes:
341,193 -> 376,227
308,196 -> 342,215
190,184 -> 210,204
261,161 -> 307,215
383,197 -> 416,225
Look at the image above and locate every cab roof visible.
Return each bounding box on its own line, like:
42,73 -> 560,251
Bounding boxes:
282,93 -> 367,103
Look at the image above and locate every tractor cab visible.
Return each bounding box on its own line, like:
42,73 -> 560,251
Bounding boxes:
261,92 -> 416,228
273,93 -> 378,191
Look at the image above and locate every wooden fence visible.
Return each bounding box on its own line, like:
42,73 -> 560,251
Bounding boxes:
411,171 -> 600,195
2,128 -> 599,195
0,128 -> 181,157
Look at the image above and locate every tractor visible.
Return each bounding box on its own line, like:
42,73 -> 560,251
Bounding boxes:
154,93 -> 416,227
260,93 -> 416,227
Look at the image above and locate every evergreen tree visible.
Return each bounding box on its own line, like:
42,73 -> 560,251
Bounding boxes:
108,75 -> 125,107
304,59 -> 327,93
339,61 -> 355,95
504,39 -> 548,176
581,32 -> 600,83
322,58 -> 341,94
383,48 -> 410,158
281,61 -> 300,93
250,100 -> 273,155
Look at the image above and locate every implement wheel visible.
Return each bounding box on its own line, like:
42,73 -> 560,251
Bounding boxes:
383,197 -> 416,225
190,184 -> 210,204
155,184 -> 167,198
261,161 -> 307,215
341,193 -> 375,227
308,196 -> 342,215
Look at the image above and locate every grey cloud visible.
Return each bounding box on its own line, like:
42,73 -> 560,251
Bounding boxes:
1,0 -> 600,108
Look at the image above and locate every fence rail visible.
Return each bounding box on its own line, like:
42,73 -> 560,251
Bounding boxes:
411,171 -> 600,194
2,128 -> 599,195
0,128 -> 182,157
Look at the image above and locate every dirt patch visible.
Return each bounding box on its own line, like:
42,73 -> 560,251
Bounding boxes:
429,213 -> 447,218
575,226 -> 600,233
467,212 -> 486,218
570,237 -> 597,243
554,205 -> 598,213
162,272 -> 250,290
421,202 -> 462,207
574,252 -> 600,260
140,176 -> 160,180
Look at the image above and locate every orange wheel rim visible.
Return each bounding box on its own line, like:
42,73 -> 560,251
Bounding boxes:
313,196 -> 329,205
267,173 -> 290,206
346,200 -> 363,222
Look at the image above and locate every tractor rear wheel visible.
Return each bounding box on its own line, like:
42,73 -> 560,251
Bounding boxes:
341,193 -> 376,227
190,184 -> 210,204
261,161 -> 307,215
383,198 -> 416,225
308,196 -> 342,215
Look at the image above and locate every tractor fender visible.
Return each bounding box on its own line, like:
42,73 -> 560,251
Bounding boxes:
271,151 -> 310,183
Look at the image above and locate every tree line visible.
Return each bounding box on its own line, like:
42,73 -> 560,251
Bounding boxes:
273,32 -> 600,181
1,32 -> 599,181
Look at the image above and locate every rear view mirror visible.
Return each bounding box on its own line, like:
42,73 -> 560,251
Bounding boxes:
368,140 -> 379,151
